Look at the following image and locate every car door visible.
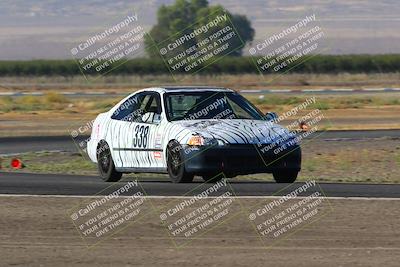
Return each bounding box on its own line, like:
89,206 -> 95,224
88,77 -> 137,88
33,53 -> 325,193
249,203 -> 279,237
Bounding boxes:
110,91 -> 164,169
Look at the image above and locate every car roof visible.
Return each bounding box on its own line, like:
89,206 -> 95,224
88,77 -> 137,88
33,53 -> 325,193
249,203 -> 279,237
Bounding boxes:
140,86 -> 234,94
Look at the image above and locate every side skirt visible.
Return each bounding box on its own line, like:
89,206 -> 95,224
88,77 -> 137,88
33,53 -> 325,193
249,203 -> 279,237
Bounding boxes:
115,167 -> 168,174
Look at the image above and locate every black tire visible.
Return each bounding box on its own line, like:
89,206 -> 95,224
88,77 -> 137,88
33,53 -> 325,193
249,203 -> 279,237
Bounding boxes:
202,173 -> 224,183
273,171 -> 298,183
97,141 -> 122,182
166,141 -> 194,183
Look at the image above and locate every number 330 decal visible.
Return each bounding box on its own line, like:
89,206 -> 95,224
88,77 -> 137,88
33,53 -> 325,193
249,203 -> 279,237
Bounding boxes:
133,125 -> 150,148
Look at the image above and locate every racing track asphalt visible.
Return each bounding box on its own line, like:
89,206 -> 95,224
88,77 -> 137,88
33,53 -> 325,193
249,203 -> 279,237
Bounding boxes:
0,129 -> 399,198
0,172 -> 399,198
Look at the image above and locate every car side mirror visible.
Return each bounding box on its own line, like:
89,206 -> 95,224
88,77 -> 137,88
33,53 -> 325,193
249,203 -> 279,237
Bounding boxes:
153,113 -> 162,124
265,112 -> 278,122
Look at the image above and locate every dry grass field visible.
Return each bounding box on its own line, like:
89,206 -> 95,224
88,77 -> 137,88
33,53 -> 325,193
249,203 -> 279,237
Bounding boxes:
1,73 -> 400,92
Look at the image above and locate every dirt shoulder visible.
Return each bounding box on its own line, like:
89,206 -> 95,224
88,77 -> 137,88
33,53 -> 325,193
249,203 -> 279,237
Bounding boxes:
0,196 -> 399,267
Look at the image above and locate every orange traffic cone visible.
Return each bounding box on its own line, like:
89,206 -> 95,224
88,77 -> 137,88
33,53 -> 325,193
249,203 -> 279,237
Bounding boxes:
10,158 -> 24,169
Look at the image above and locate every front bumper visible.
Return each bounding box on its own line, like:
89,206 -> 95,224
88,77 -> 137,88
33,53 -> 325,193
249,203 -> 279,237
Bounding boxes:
182,144 -> 301,176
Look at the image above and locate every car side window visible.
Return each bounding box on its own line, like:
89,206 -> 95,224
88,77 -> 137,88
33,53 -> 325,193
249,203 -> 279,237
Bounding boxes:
111,92 -> 161,123
140,93 -> 162,123
111,93 -> 144,121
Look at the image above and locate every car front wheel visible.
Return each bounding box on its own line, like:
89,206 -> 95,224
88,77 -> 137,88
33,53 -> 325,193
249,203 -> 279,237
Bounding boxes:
167,141 -> 194,183
272,171 -> 298,183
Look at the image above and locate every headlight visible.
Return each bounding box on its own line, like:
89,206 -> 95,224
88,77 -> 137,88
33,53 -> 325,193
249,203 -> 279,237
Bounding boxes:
187,135 -> 227,146
187,135 -> 205,146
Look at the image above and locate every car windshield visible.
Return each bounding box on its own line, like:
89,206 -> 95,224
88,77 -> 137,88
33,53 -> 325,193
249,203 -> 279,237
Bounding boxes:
164,91 -> 265,121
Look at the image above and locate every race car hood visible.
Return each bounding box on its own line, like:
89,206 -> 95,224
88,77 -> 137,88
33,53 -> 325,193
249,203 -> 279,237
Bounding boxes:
173,119 -> 296,145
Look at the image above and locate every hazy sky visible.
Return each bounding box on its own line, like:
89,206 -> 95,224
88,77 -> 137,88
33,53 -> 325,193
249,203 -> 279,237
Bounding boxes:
0,0 -> 399,59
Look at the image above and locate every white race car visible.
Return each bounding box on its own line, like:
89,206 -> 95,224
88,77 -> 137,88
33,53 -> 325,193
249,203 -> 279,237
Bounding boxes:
87,87 -> 301,183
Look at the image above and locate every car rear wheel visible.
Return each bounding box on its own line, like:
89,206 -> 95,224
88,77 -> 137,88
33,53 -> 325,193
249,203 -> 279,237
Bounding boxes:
273,171 -> 298,183
97,141 -> 122,182
167,141 -> 194,183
